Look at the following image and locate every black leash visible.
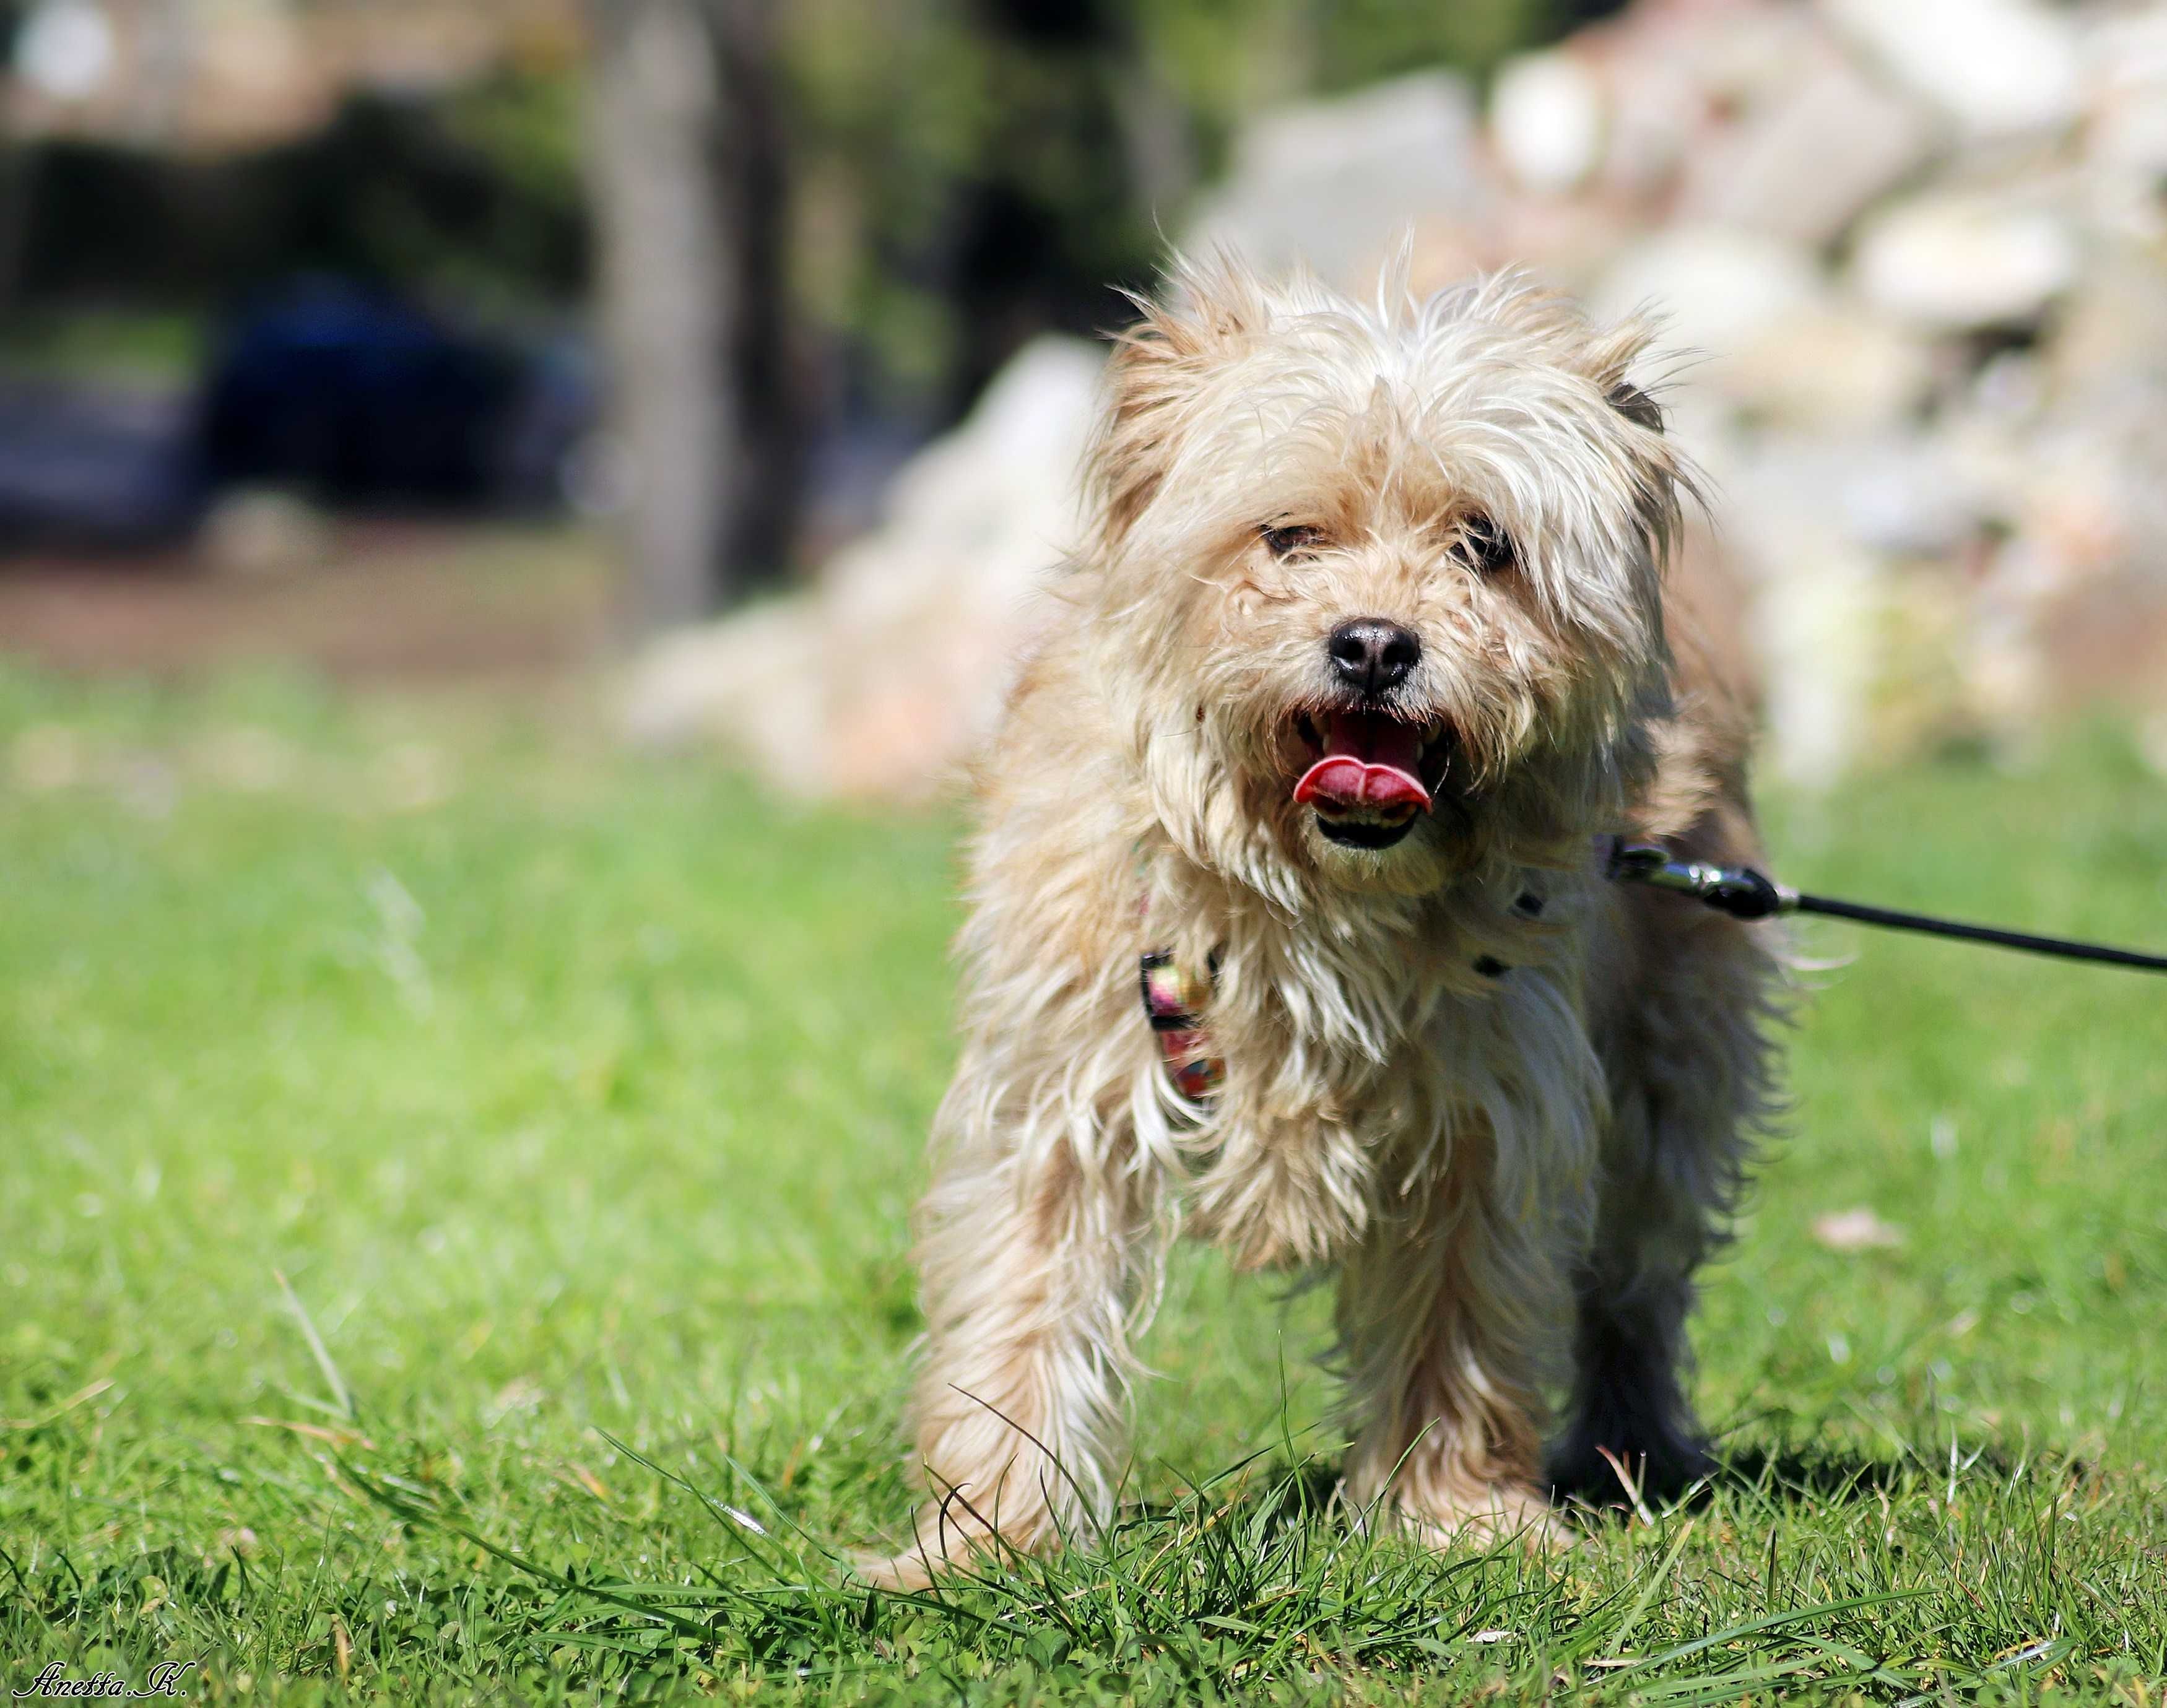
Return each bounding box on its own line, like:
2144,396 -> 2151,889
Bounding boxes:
1606,840 -> 2167,975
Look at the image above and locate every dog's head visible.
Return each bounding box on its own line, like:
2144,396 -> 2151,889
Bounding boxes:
1084,256 -> 1686,900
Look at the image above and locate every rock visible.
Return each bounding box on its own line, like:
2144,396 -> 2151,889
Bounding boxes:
1850,191 -> 2078,331
2048,249 -> 2167,400
2037,571 -> 2167,724
1873,566 -> 1982,758
1812,1208 -> 1904,1252
1720,303 -> 1934,430
1740,526 -> 1887,790
2081,15 -> 2167,243
2020,373 -> 2167,595
1721,432 -> 1991,785
1676,54 -> 1939,248
1483,194 -> 1642,297
1587,0 -> 1820,204
1488,50 -> 1605,196
1743,431 -> 1997,562
2084,14 -> 2167,170
621,601 -> 827,773
1189,72 -> 1494,290
198,488 -> 334,579
1932,368 -> 2167,750
1591,37 -> 1703,202
1821,0 -> 2082,139
622,337 -> 1103,799
1837,438 -> 1997,561
1592,225 -> 1821,362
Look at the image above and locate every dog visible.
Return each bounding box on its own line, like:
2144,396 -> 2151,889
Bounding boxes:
870,254 -> 1783,1585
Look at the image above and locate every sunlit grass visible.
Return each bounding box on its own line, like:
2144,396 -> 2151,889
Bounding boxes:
2,664 -> 2163,1703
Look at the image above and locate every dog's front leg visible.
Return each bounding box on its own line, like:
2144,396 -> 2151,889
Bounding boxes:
871,1103 -> 1157,1587
1334,1149 -> 1566,1550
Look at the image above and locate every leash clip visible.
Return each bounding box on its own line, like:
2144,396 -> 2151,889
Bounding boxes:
1606,839 -> 1797,922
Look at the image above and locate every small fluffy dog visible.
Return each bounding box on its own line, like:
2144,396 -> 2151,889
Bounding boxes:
874,255 -> 1782,1584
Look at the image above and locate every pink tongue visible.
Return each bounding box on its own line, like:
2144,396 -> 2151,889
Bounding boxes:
1293,712 -> 1431,813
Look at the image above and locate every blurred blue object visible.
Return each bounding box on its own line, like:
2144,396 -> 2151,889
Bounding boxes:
201,279 -> 594,511
0,380 -> 206,548
493,330 -> 603,512
0,280 -> 599,552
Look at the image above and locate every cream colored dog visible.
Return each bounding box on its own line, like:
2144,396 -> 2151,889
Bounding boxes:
874,255 -> 1783,1585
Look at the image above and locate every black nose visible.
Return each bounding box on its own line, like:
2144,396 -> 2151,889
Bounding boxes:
1326,618 -> 1420,697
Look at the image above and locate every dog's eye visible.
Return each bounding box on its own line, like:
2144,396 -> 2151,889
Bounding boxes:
1461,514 -> 1515,576
1260,524 -> 1323,559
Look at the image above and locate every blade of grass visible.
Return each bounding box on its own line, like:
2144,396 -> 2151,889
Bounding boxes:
273,1271 -> 355,1423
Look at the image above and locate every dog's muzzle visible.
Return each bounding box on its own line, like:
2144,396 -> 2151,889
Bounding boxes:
1290,706 -> 1454,851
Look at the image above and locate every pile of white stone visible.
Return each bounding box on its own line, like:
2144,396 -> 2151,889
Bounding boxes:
621,338 -> 1103,799
628,0 -> 2167,796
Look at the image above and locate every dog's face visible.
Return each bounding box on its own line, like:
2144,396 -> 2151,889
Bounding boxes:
1085,261 -> 1683,900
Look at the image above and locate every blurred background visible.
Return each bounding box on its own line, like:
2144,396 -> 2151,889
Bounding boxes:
1,0 -> 2164,791
10,7 -> 2167,1681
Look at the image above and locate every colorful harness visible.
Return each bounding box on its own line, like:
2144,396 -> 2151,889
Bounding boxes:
1138,950 -> 1225,1101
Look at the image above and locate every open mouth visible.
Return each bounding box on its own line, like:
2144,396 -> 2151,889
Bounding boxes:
1291,708 -> 1453,851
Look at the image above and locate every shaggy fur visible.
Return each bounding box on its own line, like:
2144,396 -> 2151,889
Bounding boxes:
869,255 -> 1784,1586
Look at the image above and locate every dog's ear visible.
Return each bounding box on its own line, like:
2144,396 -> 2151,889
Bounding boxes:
1580,316 -> 1693,566
1087,259 -> 1262,552
1607,380 -> 1664,435
1087,310 -> 1195,548
1577,315 -> 1667,437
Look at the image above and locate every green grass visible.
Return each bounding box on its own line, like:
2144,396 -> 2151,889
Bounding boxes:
2,662 -> 2165,1704
0,309 -> 206,384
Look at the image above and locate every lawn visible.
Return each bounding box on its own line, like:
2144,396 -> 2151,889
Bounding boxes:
2,662 -> 2164,1704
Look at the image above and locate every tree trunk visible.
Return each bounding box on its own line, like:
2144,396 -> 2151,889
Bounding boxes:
706,0 -> 802,586
586,0 -> 740,634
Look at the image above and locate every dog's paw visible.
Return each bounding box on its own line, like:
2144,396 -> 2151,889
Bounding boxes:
1547,1431 -> 1716,1511
1394,1483 -> 1574,1555
854,1544 -> 944,1592
855,1501 -> 1035,1590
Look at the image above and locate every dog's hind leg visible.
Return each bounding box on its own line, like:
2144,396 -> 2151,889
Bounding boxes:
1550,1116 -> 1722,1506
1554,818 -> 1784,1506
867,1088 -> 1162,1587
